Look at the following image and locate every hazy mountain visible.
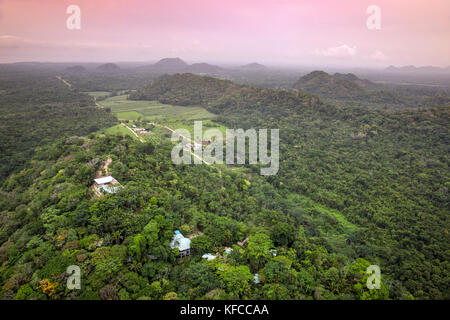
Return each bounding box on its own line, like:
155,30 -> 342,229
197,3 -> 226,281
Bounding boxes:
293,70 -> 366,98
64,65 -> 87,73
149,57 -> 189,72
292,70 -> 449,109
138,58 -> 226,75
333,72 -> 375,88
96,63 -> 120,72
186,63 -> 224,74
240,62 -> 267,70
385,65 -> 450,74
333,72 -> 359,81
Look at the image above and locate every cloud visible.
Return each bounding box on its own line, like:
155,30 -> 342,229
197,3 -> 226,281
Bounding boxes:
369,50 -> 388,61
313,44 -> 357,58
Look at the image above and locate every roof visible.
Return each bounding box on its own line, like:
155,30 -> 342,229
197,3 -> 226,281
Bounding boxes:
202,253 -> 217,260
94,176 -> 113,184
170,231 -> 191,251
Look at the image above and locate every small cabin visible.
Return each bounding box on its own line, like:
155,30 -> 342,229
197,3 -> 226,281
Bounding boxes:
170,230 -> 191,258
94,176 -> 120,194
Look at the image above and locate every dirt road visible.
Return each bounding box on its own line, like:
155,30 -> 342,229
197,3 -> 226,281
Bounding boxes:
124,124 -> 144,143
56,76 -> 72,89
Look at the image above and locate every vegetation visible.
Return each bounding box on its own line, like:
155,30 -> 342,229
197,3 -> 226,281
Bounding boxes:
0,70 -> 117,180
0,133 -> 389,300
135,73 -> 450,299
0,69 -> 448,300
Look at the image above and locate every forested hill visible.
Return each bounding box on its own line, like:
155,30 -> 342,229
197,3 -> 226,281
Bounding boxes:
333,73 -> 375,87
293,71 -> 367,98
292,70 -> 450,110
129,73 -> 243,106
132,74 -> 450,299
1,132 -> 391,300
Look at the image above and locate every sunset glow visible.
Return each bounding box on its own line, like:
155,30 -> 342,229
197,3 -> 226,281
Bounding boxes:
0,0 -> 449,67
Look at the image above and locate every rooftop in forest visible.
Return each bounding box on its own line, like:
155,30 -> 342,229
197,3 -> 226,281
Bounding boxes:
94,176 -> 114,185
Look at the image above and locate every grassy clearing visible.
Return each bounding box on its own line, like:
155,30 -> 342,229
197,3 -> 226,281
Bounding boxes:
100,95 -> 217,123
287,193 -> 358,233
98,124 -> 137,140
115,111 -> 142,121
99,95 -> 231,147
99,123 -> 157,144
85,91 -> 111,98
285,192 -> 358,257
168,120 -> 229,136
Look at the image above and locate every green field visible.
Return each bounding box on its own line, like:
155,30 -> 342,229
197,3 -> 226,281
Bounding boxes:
169,120 -> 229,136
99,95 -> 229,143
115,111 -> 142,121
101,95 -> 217,122
98,124 -> 136,139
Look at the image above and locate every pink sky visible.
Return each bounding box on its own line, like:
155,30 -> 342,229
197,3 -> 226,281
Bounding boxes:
0,0 -> 449,67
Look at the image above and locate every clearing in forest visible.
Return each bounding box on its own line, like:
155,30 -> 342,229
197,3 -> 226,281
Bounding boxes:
100,94 -> 216,122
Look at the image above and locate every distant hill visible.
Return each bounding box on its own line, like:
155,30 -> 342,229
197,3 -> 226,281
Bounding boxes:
149,57 -> 189,72
292,70 -> 419,108
293,71 -> 366,98
186,63 -> 224,74
333,72 -> 375,88
64,65 -> 87,73
385,65 -> 450,74
140,58 -> 225,75
333,72 -> 359,81
240,62 -> 267,70
96,63 -> 120,72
